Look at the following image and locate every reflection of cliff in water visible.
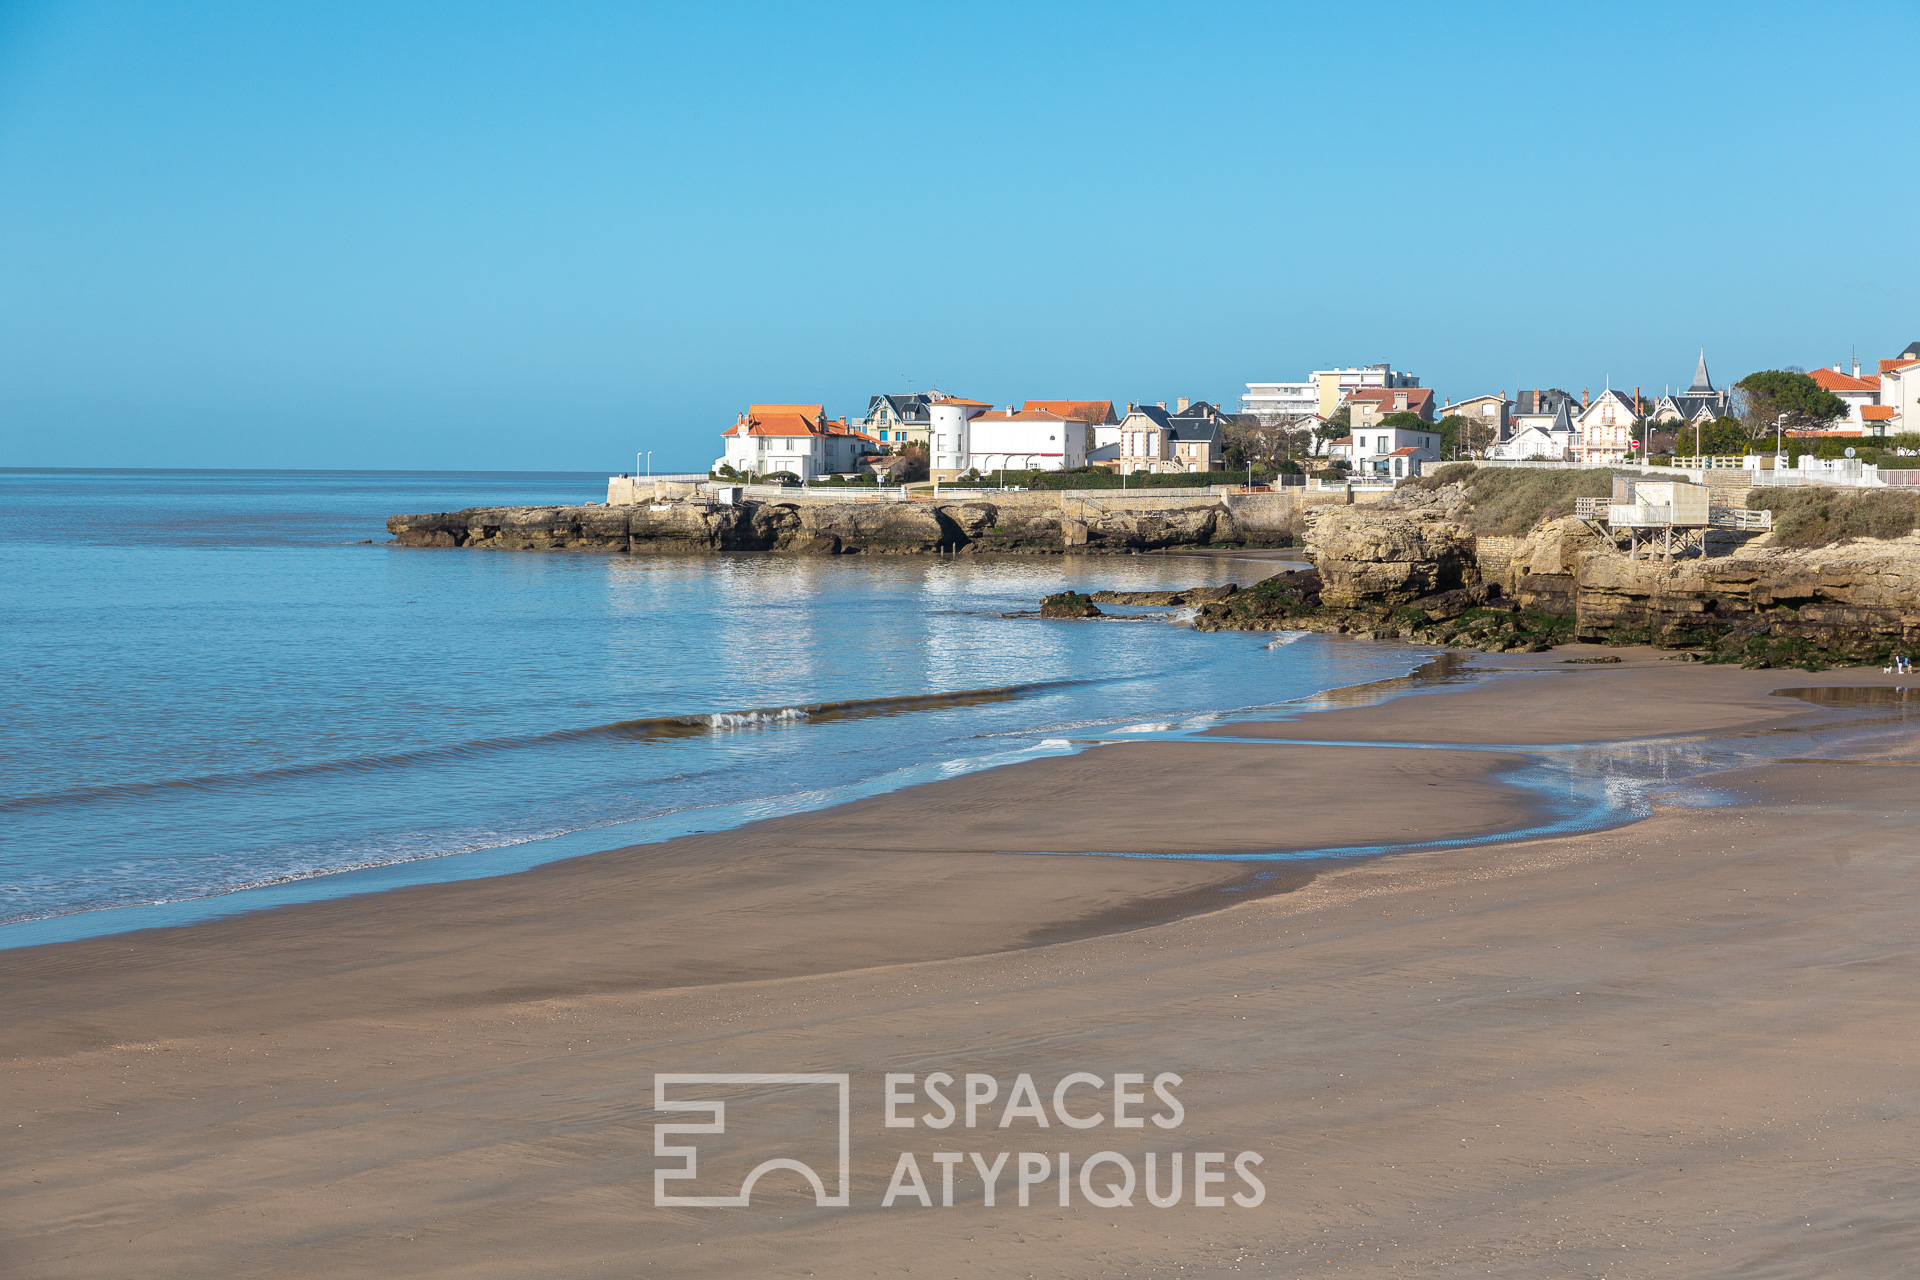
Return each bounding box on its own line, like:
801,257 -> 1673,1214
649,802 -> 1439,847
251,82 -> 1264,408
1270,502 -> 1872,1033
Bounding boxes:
1286,651 -> 1478,711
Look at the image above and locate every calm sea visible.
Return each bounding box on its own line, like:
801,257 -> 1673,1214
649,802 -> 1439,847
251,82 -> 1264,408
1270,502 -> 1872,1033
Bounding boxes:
0,469 -> 1428,947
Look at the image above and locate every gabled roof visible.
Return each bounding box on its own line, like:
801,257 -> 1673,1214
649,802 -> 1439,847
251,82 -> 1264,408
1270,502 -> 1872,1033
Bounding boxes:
1440,393 -> 1509,410
1880,357 -> 1920,375
1807,367 -> 1880,394
1902,341 -> 1920,359
725,403 -> 832,438
1121,405 -> 1172,428
1168,419 -> 1223,444
1862,405 -> 1898,421
1575,388 -> 1638,424
868,393 -> 933,423
1022,399 -> 1117,424
1346,387 -> 1435,410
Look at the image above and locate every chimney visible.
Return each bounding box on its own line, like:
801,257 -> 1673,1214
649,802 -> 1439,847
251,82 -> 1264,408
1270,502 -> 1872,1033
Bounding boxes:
1634,386 -> 1640,414
1176,397 -> 1190,412
1582,388 -> 1590,408
1853,360 -> 1862,377
1157,401 -> 1166,409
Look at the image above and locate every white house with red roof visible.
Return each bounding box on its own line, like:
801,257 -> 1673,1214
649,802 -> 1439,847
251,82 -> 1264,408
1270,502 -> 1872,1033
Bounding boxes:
1873,344 -> 1920,435
716,404 -> 881,482
1806,363 -> 1883,434
1343,422 -> 1442,478
965,406 -> 1090,474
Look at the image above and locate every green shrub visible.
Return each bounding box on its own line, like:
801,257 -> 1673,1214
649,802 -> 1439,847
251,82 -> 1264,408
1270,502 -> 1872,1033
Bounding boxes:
1746,487 -> 1920,547
1410,465 -> 1615,536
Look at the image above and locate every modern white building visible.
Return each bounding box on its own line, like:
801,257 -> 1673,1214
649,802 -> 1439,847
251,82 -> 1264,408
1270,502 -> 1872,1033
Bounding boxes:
716,404 -> 880,482
964,407 -> 1088,473
1242,363 -> 1421,423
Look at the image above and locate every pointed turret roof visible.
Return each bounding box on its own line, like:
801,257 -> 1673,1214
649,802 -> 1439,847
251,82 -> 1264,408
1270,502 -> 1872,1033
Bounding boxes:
1688,348 -> 1714,394
1550,399 -> 1574,434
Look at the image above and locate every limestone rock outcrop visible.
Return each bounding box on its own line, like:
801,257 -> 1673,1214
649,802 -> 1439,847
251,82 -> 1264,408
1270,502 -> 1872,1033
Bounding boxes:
1304,509 -> 1478,607
387,495 -> 1265,556
1571,537 -> 1920,661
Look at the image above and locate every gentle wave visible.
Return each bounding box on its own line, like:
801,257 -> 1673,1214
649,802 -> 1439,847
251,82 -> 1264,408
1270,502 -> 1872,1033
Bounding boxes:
0,678 -> 1102,815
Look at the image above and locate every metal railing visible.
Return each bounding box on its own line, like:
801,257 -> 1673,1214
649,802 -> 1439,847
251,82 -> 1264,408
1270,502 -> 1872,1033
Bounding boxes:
1713,508 -> 1772,530
1668,455 -> 1752,470
1575,496 -> 1771,531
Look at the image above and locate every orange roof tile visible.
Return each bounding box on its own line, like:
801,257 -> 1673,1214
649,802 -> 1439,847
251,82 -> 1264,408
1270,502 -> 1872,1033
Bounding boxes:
1877,358 -> 1920,374
1862,405 -> 1898,420
930,395 -> 992,407
1021,399 -> 1116,423
1807,367 -> 1880,393
748,403 -> 825,418
1345,387 -> 1435,407
980,408 -> 1070,422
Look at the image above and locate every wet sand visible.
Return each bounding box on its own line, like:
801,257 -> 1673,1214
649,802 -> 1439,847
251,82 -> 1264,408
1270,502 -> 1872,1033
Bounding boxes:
6,653 -> 1920,1277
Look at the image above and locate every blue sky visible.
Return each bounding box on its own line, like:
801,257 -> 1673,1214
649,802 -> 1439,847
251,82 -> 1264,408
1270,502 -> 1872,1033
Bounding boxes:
2,0 -> 1916,472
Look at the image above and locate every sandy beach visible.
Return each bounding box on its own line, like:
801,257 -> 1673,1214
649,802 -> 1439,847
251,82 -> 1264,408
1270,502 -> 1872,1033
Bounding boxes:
6,649 -> 1920,1277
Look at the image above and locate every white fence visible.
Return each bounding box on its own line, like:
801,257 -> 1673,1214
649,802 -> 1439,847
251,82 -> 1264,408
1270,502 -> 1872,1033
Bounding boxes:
733,483 -> 914,502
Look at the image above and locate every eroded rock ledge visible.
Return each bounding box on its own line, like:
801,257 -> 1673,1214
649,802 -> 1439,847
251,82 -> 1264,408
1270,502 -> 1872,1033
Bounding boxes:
387,497 -> 1287,555
1179,507 -> 1920,667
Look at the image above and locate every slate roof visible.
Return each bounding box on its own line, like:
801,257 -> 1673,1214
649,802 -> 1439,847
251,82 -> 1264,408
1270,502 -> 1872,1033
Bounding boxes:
1688,349 -> 1715,394
868,393 -> 933,424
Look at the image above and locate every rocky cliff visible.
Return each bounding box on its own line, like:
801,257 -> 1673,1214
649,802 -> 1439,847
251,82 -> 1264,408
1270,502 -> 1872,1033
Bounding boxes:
1234,506 -> 1920,667
387,496 -> 1280,556
1304,508 -> 1478,607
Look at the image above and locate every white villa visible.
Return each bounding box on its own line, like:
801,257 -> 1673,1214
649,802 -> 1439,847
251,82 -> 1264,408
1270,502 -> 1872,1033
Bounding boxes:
1335,423 -> 1442,478
1488,399 -> 1575,461
964,406 -> 1089,474
716,404 -> 881,482
1574,388 -> 1640,466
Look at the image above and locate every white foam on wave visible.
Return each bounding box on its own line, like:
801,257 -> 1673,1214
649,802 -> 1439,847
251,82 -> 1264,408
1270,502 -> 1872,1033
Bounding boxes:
1264,630 -> 1312,649
702,708 -> 810,729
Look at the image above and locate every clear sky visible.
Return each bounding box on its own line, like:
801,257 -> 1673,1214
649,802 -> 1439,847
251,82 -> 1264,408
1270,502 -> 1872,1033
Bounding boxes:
2,0 -> 1915,472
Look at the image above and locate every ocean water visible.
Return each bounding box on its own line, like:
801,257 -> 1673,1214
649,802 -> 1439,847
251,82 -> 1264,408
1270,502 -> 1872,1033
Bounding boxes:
0,469 -> 1428,946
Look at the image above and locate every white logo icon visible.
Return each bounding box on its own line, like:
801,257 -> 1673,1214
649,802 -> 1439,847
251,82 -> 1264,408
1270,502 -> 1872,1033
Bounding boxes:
654,1073 -> 851,1207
